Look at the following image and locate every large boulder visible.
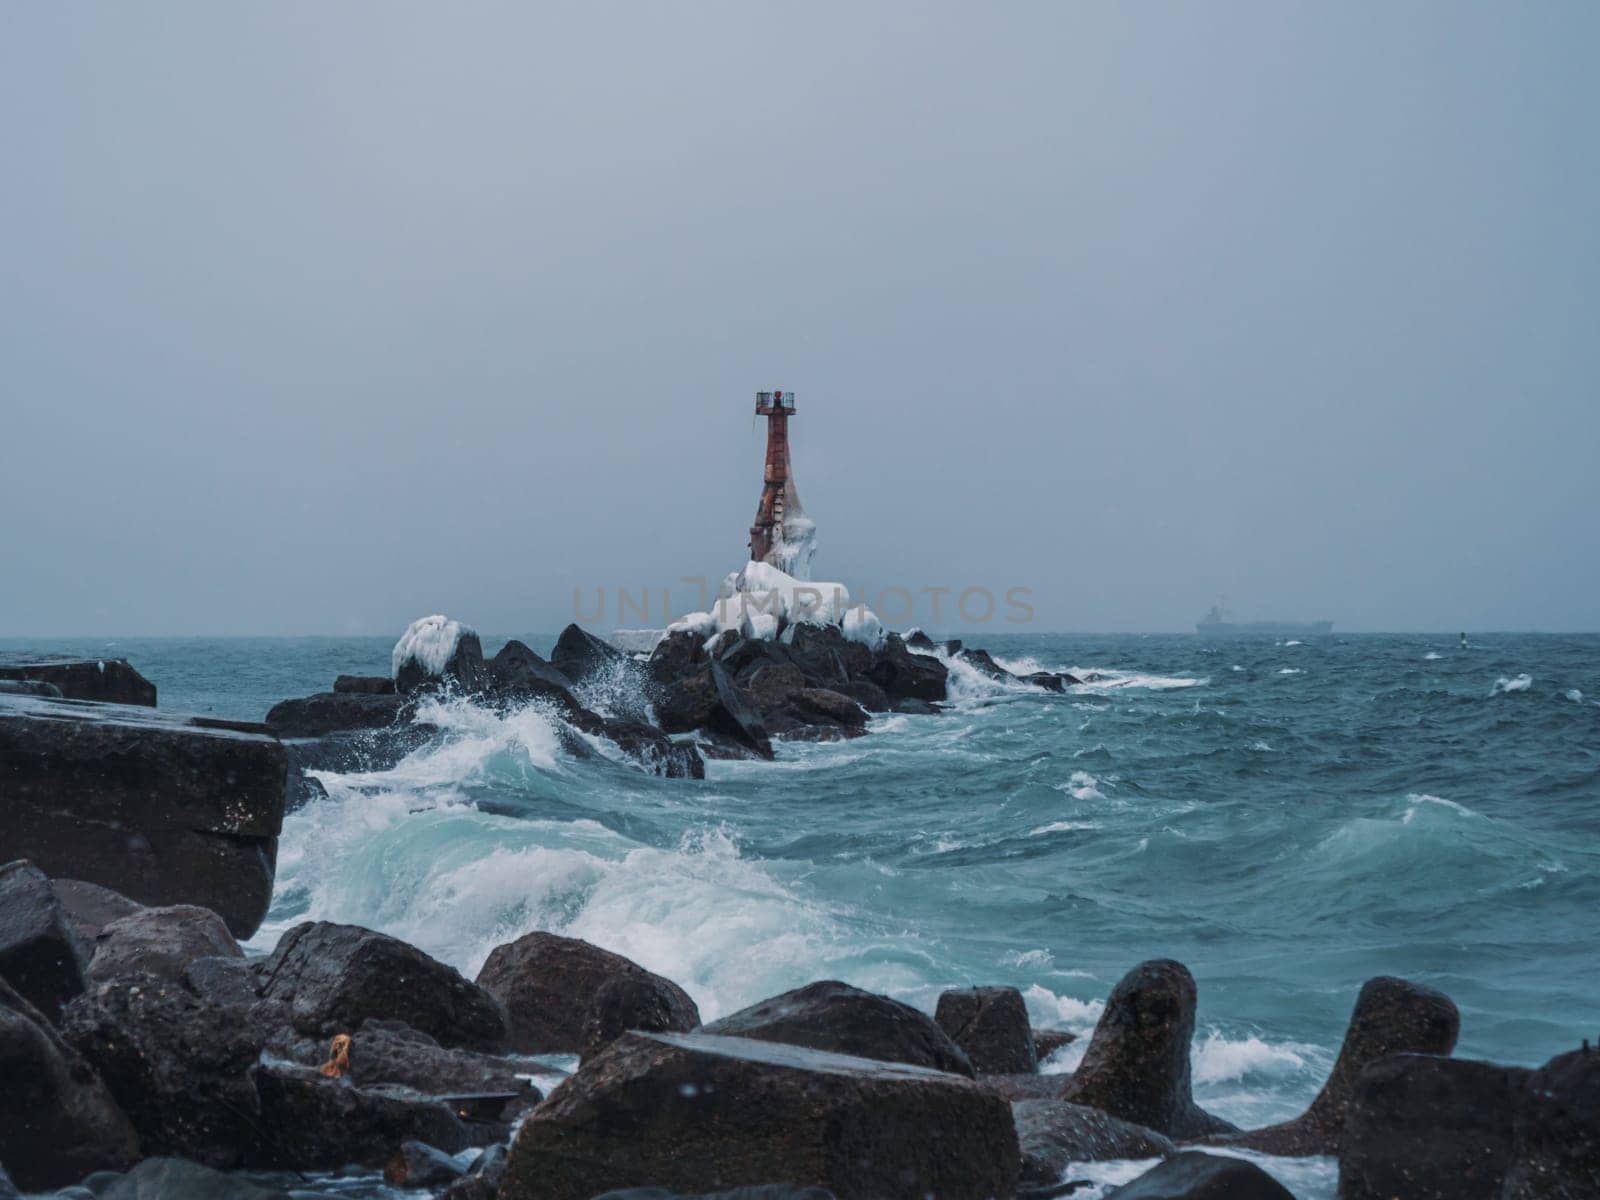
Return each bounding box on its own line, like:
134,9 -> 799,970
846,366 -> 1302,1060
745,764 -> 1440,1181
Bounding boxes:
1337,1054 -> 1526,1200
54,879 -> 144,946
832,679 -> 890,713
595,717 -> 707,780
0,654 -> 156,706
1013,1099 -> 1175,1184
266,1018 -> 536,1097
255,921 -> 508,1051
744,663 -> 808,715
0,978 -> 141,1191
956,648 -> 1016,683
249,1060 -> 468,1169
485,640 -> 580,709
95,1156 -> 291,1199
653,664 -> 772,758
263,691 -> 410,738
1106,1151 -> 1293,1199
583,972 -> 708,1062
790,689 -> 868,729
1064,960 -> 1235,1139
935,986 -> 1037,1075
1501,1045 -> 1600,1199
703,980 -> 974,1077
392,615 -> 487,695
60,973 -> 268,1167
0,859 -> 88,1020
85,904 -> 241,989
334,674 -> 396,695
783,624 -> 851,687
1213,975 -> 1460,1155
385,1138 -> 468,1189
476,931 -> 698,1055
867,635 -> 948,702
591,1191 -> 835,1200
647,630 -> 707,685
551,623 -> 636,687
0,694 -> 286,938
498,1032 -> 1019,1200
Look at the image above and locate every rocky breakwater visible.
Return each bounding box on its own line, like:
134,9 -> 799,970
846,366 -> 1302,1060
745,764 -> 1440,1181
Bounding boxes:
0,691 -> 286,939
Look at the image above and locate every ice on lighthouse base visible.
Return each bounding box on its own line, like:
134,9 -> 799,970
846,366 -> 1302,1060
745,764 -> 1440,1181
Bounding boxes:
666,561 -> 884,650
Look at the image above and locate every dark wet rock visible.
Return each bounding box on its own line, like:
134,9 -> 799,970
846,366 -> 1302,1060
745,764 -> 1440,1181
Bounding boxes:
694,729 -> 773,761
95,1157 -> 290,1199
60,973 -> 266,1167
53,880 -> 144,948
1501,1044 -> 1600,1200
1064,960 -> 1235,1139
656,664 -> 772,758
905,630 -> 938,651
477,931 -> 698,1055
267,1018 -> 535,1097
719,635 -> 793,682
584,972 -> 709,1062
0,655 -> 156,706
591,1190 -> 836,1200
935,986 -> 1037,1075
334,674 -> 396,695
385,1138 -> 467,1189
441,1143 -> 508,1200
0,695 -> 286,939
1106,1151 -> 1292,1199
184,956 -> 261,1008
250,1061 -> 467,1168
983,1072 -> 1075,1102
264,691 -> 410,738
552,624 -> 638,689
1212,974 -> 1460,1155
1014,1099 -> 1176,1182
647,630 -> 707,685
957,648 -> 1016,682
255,921 -> 508,1052
0,978 -> 140,1191
0,1162 -> 14,1199
0,678 -> 63,697
85,904 -> 240,989
892,697 -> 940,715
703,980 -> 974,1077
868,635 -> 948,702
783,623 -> 852,687
485,641 -> 580,708
832,678 -> 890,713
769,713 -> 868,743
1337,1053 -> 1525,1200
394,627 -> 487,697
0,859 -> 88,1020
745,663 -> 808,714
498,1031 -> 1019,1200
790,688 -> 868,728
595,718 -> 706,779
1034,1028 -> 1078,1061
1024,672 -> 1068,692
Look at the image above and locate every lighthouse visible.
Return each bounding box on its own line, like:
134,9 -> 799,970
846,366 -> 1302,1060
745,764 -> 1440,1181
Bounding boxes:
748,390 -> 815,579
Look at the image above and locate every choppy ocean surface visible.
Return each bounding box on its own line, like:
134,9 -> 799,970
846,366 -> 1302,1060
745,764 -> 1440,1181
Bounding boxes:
6,631 -> 1597,1199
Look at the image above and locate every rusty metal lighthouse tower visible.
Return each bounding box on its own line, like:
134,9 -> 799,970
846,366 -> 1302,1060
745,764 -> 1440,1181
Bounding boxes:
748,390 -> 814,578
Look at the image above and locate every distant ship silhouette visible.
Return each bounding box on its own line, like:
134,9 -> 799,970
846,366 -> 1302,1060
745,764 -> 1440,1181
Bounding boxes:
1195,604 -> 1333,638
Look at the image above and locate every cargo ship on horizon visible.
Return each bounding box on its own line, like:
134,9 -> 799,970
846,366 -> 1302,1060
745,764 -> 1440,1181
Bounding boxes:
1196,604 -> 1334,638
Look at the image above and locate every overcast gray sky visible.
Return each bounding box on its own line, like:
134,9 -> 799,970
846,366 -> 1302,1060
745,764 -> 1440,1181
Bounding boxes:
3,1 -> 1595,635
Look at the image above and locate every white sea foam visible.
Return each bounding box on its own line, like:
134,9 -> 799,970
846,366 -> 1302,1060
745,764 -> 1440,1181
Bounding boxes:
391,614 -> 473,679
1231,664 -> 1244,672
1284,639 -> 1303,646
1278,667 -> 1302,675
1069,668 -> 1207,691
1424,651 -> 1443,660
999,948 -> 1055,969
1491,673 -> 1533,695
1057,769 -> 1105,801
1566,688 -> 1583,703
1402,793 -> 1476,822
1029,819 -> 1101,836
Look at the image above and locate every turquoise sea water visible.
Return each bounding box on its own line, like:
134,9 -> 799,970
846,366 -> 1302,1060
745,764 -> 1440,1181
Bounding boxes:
6,631 -> 1597,1198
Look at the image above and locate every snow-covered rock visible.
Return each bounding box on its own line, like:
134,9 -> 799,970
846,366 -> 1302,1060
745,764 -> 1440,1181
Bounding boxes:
391,615 -> 486,694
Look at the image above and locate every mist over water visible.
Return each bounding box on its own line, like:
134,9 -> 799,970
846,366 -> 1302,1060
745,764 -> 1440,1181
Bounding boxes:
6,630 -> 1594,1197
